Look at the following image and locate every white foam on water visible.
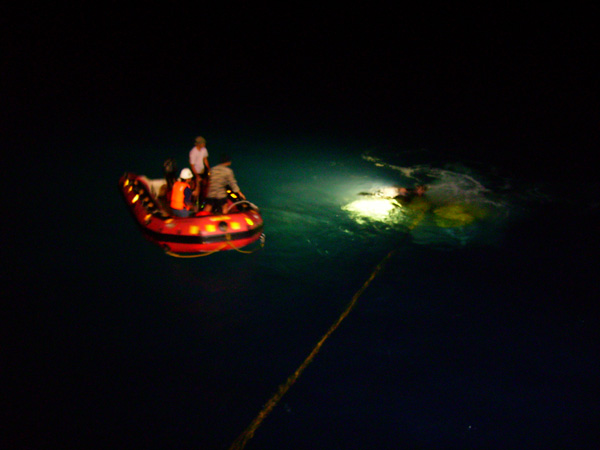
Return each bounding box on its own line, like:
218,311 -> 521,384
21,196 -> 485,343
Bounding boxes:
354,152 -> 523,248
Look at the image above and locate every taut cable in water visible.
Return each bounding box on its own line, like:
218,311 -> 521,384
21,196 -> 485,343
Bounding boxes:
228,212 -> 424,449
228,248 -> 398,449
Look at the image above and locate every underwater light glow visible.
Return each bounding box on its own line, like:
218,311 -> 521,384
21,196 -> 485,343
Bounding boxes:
342,198 -> 398,222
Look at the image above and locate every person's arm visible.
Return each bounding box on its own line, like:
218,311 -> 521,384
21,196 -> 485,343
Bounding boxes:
227,170 -> 243,198
189,152 -> 201,199
184,186 -> 193,208
203,156 -> 210,174
190,155 -> 199,178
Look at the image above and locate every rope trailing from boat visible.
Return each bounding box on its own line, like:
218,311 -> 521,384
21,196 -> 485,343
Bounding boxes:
226,233 -> 265,254
165,244 -> 227,258
165,233 -> 265,258
228,210 -> 425,450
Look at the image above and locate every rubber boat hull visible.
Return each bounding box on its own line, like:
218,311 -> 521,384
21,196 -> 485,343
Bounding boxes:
119,172 -> 264,254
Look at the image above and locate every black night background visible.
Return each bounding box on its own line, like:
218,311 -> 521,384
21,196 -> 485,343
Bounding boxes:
4,4 -> 599,449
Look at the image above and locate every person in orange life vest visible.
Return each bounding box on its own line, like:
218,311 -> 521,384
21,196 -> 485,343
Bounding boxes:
170,168 -> 196,217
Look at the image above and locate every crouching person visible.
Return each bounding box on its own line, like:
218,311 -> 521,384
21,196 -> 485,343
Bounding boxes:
204,154 -> 245,214
170,168 -> 196,217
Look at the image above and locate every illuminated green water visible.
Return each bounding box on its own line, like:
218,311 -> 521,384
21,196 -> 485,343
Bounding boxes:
18,132 -> 599,449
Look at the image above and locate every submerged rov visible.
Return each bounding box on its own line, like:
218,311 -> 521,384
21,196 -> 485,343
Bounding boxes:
119,172 -> 265,256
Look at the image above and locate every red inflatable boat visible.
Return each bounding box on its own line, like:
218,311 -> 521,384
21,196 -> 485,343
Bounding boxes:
119,172 -> 265,256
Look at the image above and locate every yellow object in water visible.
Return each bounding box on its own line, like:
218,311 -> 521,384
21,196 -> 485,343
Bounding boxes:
433,204 -> 486,228
406,196 -> 431,213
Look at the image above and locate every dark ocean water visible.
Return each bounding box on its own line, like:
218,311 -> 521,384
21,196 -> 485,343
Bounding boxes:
9,125 -> 599,449
5,6 -> 599,449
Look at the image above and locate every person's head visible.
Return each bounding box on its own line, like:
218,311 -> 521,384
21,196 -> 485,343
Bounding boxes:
414,185 -> 427,196
163,158 -> 176,174
220,153 -> 232,165
180,168 -> 194,181
195,136 -> 206,148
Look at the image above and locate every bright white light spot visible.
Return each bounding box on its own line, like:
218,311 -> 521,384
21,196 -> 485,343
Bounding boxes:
342,199 -> 398,222
379,187 -> 401,198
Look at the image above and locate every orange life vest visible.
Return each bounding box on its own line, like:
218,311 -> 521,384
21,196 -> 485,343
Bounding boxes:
170,181 -> 191,210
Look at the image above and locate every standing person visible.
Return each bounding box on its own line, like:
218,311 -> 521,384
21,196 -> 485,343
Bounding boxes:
170,168 -> 196,217
189,136 -> 211,202
204,154 -> 246,213
163,157 -> 177,190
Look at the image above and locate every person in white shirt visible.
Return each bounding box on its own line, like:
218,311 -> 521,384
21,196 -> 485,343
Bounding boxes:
189,136 -> 211,202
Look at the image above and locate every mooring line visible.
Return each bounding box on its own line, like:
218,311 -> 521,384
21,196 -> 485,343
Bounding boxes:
228,210 -> 426,449
228,247 -> 399,450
